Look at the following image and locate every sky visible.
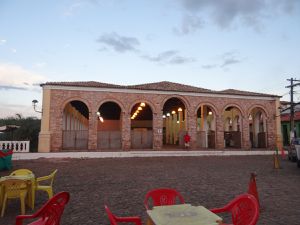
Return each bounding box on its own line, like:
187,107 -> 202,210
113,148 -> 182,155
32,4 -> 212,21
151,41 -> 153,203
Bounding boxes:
0,0 -> 300,119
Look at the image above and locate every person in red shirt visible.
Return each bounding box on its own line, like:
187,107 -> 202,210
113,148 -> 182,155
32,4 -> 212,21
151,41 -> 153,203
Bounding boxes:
184,131 -> 191,149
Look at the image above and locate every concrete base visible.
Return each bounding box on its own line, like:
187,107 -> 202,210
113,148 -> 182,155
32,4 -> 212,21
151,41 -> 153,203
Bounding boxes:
12,150 -> 279,160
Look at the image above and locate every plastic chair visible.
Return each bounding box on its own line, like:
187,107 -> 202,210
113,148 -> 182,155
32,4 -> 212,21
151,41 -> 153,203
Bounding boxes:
15,191 -> 70,225
35,169 -> 58,199
144,188 -> 185,210
10,168 -> 36,210
10,169 -> 34,176
210,193 -> 259,225
1,179 -> 29,217
105,205 -> 142,225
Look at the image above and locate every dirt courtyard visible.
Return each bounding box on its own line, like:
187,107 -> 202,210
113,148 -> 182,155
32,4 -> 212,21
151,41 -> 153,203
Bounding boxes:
1,155 -> 300,225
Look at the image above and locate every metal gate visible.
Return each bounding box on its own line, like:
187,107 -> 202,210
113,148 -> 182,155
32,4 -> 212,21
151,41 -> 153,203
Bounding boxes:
131,129 -> 153,149
224,131 -> 241,148
97,131 -> 121,150
62,130 -> 88,150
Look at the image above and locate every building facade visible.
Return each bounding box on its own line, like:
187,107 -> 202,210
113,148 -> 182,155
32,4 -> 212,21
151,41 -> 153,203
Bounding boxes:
38,81 -> 282,152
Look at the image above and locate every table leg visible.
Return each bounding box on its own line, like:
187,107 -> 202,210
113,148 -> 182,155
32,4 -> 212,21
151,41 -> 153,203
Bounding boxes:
146,217 -> 154,225
0,185 -> 3,211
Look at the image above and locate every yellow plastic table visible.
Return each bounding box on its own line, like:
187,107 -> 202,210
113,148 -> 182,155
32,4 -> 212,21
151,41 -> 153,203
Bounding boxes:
147,204 -> 222,225
0,174 -> 36,210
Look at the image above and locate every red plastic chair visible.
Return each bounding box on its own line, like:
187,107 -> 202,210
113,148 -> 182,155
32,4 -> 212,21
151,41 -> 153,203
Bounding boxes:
15,191 -> 70,225
144,188 -> 185,210
105,205 -> 142,225
210,193 -> 259,225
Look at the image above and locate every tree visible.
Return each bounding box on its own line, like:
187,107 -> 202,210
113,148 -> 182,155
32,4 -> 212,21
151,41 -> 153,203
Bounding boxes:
0,114 -> 41,152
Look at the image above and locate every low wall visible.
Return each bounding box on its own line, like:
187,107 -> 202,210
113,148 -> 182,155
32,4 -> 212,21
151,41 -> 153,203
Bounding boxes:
0,141 -> 30,152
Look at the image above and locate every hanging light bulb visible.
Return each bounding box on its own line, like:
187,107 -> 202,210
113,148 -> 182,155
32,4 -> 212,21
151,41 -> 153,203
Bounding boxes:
178,107 -> 182,112
172,110 -> 176,114
140,102 -> 146,107
138,106 -> 143,111
166,113 -> 170,117
162,115 -> 166,118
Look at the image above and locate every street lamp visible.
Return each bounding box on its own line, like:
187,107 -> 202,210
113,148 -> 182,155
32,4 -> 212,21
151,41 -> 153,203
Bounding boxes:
32,99 -> 42,113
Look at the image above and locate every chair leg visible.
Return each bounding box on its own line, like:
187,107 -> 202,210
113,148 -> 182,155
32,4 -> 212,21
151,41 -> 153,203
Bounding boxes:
46,189 -> 53,199
1,195 -> 7,217
20,193 -> 26,215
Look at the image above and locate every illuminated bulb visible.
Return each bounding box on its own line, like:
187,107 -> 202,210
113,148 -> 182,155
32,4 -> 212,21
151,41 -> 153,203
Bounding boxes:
178,107 -> 182,112
138,106 -> 142,110
140,102 -> 146,107
172,110 -> 176,114
99,117 -> 104,123
166,113 -> 170,117
162,115 -> 166,118
96,111 -> 100,116
208,111 -> 212,115
177,121 -> 179,123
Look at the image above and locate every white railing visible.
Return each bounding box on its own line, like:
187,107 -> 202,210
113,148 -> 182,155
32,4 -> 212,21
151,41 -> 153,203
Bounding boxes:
0,141 -> 30,153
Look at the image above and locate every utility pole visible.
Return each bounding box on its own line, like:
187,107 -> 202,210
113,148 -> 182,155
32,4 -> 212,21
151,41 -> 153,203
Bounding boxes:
286,78 -> 300,142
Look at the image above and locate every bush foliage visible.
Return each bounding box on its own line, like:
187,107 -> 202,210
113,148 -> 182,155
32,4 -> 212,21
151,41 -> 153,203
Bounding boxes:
0,114 -> 41,152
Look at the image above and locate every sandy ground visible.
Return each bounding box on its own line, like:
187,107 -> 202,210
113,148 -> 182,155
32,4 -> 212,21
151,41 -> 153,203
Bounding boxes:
1,155 -> 300,225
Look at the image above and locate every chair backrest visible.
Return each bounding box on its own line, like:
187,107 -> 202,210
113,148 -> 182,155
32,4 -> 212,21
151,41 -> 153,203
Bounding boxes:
104,205 -> 118,225
2,179 -> 28,197
10,169 -> 33,176
144,188 -> 185,210
15,191 -> 70,225
225,194 -> 259,225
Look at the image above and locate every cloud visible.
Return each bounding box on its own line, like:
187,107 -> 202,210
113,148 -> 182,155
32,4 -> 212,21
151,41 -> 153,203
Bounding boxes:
142,50 -> 195,65
220,51 -> 244,68
201,51 -> 244,69
64,2 -> 84,16
96,32 -> 140,53
202,64 -> 217,69
173,14 -> 204,35
33,62 -> 47,68
178,0 -> 300,30
0,39 -> 7,45
0,102 -> 40,119
0,63 -> 47,91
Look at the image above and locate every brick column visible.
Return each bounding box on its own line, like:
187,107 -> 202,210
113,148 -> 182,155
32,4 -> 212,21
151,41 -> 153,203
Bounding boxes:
153,111 -> 163,150
121,111 -> 131,150
241,116 -> 251,150
187,110 -> 197,149
267,117 -> 276,149
88,112 -> 97,151
215,115 -> 224,150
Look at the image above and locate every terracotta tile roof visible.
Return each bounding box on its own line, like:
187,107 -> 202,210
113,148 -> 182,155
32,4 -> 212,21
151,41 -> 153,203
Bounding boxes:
41,81 -> 279,97
281,111 -> 300,122
41,81 -> 123,89
219,89 -> 279,97
127,81 -> 213,93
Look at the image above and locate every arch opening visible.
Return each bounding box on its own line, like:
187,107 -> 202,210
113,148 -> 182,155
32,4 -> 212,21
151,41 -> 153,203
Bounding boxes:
62,100 -> 89,150
223,106 -> 242,148
130,102 -> 153,149
249,107 -> 267,148
97,101 -> 122,150
196,105 -> 216,148
162,97 -> 186,148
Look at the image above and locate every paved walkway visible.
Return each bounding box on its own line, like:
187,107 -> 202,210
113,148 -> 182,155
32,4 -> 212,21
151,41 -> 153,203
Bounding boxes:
12,150 -> 279,160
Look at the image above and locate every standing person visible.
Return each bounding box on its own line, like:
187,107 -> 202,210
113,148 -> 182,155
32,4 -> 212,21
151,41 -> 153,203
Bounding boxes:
184,131 -> 191,149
